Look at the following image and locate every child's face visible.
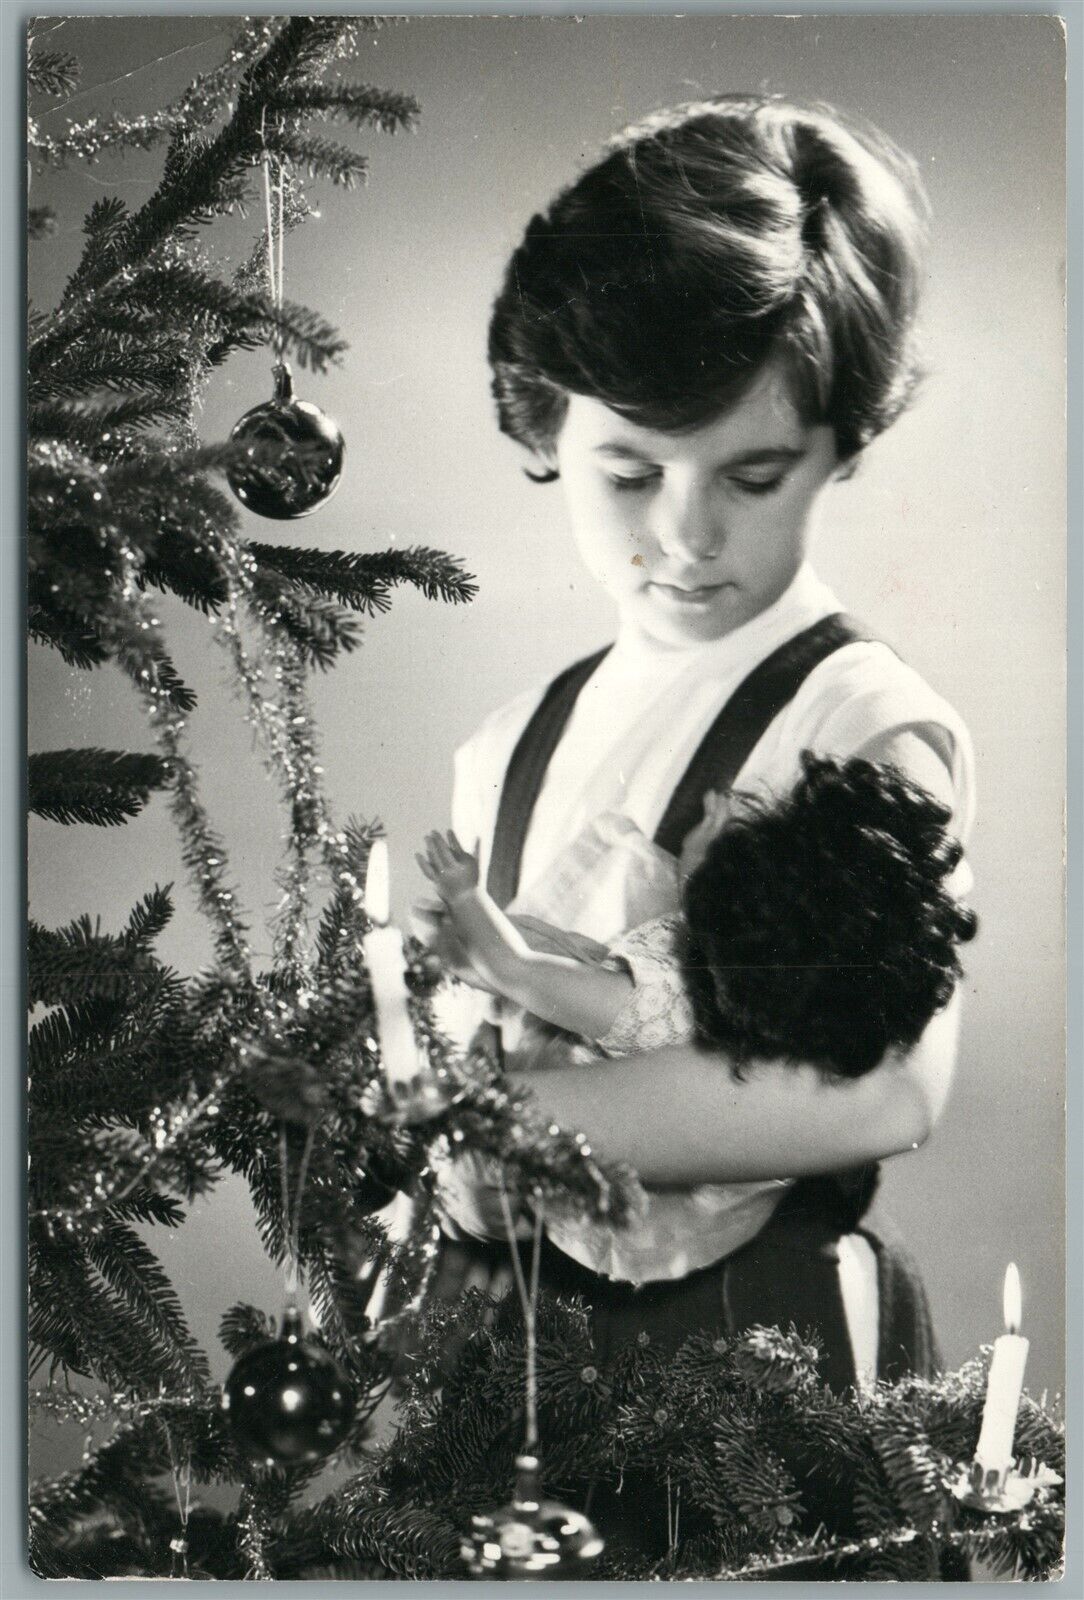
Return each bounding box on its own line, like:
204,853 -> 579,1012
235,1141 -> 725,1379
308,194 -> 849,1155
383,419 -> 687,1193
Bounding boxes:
552,363 -> 839,648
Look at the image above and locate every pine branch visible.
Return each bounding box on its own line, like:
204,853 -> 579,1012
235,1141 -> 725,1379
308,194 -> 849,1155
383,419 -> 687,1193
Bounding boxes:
28,48 -> 80,97
86,1219 -> 211,1388
250,543 -> 479,613
28,336 -> 189,401
267,83 -> 420,135
29,748 -> 173,827
141,535 -> 228,614
27,979 -> 190,1127
248,17 -> 361,90
32,20 -> 278,176
28,908 -> 171,1008
100,264 -> 348,373
107,1191 -> 187,1228
218,1302 -> 274,1358
277,1500 -> 464,1581
106,902 -> 167,965
59,19 -> 361,296
30,1237 -> 186,1388
249,571 -> 363,672
28,600 -> 109,669
314,818 -> 382,973
29,395 -> 189,447
266,132 -> 369,189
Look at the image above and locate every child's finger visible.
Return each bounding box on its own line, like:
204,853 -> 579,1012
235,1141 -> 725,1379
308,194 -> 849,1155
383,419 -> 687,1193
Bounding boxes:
447,829 -> 472,861
415,853 -> 436,882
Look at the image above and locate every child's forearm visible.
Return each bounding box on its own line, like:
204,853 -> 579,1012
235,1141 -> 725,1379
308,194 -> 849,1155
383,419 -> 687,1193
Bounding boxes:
506,995 -> 961,1184
446,889 -> 632,1038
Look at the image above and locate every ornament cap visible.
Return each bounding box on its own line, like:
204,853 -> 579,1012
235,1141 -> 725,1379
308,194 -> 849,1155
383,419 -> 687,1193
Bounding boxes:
513,1453 -> 542,1509
272,361 -> 295,403
280,1301 -> 304,1343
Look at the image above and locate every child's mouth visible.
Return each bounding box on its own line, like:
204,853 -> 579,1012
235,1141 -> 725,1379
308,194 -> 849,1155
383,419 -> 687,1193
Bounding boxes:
649,580 -> 731,607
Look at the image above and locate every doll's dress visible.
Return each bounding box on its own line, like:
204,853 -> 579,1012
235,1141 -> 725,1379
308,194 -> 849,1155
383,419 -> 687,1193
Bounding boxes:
434,810 -> 790,1284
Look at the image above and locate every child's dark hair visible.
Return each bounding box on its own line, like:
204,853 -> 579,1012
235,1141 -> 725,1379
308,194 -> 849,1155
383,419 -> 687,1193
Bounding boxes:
488,96 -> 928,469
681,753 -> 976,1078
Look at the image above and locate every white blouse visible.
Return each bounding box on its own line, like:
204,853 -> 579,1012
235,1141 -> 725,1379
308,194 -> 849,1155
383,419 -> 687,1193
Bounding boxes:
443,562 -> 976,1294
452,565 -> 975,936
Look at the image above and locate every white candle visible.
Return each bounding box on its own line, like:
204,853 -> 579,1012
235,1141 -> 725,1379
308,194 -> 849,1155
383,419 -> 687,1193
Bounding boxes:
361,841 -> 422,1092
975,1264 -> 1030,1474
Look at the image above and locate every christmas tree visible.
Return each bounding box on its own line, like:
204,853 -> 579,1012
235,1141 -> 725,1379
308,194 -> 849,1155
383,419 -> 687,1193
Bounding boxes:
26,18 -> 1064,1582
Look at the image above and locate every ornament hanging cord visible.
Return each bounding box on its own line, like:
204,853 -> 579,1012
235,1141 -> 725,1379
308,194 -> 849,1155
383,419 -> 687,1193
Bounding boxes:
497,1178 -> 544,1453
279,1120 -> 316,1300
261,109 -> 286,364
161,1418 -> 192,1578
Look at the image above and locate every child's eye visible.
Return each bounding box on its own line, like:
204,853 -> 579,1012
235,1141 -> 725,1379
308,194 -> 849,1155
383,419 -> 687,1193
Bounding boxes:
729,474 -> 786,497
607,471 -> 661,493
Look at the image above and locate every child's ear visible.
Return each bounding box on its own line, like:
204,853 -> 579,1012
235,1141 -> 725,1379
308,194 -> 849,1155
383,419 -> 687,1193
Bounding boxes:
522,444 -> 559,484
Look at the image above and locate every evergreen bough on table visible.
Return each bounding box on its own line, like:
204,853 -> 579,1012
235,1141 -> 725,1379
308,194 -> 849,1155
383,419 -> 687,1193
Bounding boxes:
26,17 -> 1064,1582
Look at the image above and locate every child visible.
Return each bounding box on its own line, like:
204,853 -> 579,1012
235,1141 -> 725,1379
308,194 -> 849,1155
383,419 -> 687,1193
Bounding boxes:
420,754 -> 974,1283
421,93 -> 976,1392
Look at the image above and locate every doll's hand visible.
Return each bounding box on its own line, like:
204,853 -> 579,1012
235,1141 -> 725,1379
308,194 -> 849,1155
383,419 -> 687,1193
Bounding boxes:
416,830 -> 480,904
679,789 -> 731,878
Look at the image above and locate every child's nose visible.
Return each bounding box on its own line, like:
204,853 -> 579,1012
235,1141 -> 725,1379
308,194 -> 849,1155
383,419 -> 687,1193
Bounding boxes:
651,483 -> 724,562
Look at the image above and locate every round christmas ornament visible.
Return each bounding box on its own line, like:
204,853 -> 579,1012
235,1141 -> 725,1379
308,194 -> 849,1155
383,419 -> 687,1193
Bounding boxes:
221,1303 -> 355,1468
227,361 -> 344,520
463,1453 -> 603,1580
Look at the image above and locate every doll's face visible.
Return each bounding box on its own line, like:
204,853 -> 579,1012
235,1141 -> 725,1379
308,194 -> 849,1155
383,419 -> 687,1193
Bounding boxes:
551,365 -> 839,648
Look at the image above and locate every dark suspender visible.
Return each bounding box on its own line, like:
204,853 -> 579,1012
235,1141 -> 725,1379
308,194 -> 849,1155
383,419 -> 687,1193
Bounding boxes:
652,612 -> 870,855
487,646 -> 612,907
487,613 -> 872,907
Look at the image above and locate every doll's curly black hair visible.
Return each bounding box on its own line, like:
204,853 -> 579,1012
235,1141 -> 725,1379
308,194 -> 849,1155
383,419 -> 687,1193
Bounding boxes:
681,752 -> 977,1079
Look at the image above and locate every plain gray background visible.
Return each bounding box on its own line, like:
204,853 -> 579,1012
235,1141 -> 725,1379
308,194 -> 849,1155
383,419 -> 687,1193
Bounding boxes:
25,8 -> 1066,1507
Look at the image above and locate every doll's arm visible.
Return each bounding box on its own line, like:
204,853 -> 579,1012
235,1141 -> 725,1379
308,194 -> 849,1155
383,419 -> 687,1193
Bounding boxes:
417,832 -> 632,1037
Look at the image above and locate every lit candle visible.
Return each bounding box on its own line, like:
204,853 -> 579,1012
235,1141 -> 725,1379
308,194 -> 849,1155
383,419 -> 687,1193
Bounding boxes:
361,841 -> 422,1093
974,1264 -> 1030,1474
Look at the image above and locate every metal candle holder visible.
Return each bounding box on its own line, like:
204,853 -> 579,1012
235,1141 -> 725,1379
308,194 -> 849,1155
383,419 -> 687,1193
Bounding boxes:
951,1456 -> 1062,1514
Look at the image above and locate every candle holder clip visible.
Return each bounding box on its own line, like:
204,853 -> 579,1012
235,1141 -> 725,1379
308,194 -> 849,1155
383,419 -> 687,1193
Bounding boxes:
950,1456 -> 1062,1514
361,1069 -> 463,1127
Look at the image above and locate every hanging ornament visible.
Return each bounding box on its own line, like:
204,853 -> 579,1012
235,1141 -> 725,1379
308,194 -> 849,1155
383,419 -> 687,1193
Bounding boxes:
222,1125 -> 355,1466
221,1302 -> 355,1468
461,1186 -> 602,1578
226,137 -> 344,520
463,1452 -> 604,1580
227,361 -> 345,520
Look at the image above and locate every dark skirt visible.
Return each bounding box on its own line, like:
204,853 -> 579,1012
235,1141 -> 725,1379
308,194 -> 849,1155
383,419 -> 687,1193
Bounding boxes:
431,1179 -> 939,1388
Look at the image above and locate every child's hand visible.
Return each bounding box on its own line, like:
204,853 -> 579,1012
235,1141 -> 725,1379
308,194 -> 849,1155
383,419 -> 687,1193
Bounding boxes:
411,900 -> 501,994
416,830 -> 481,904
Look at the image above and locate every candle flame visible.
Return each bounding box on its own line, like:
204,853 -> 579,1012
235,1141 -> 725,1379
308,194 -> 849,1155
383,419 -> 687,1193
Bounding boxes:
364,839 -> 390,925
1003,1262 -> 1022,1334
